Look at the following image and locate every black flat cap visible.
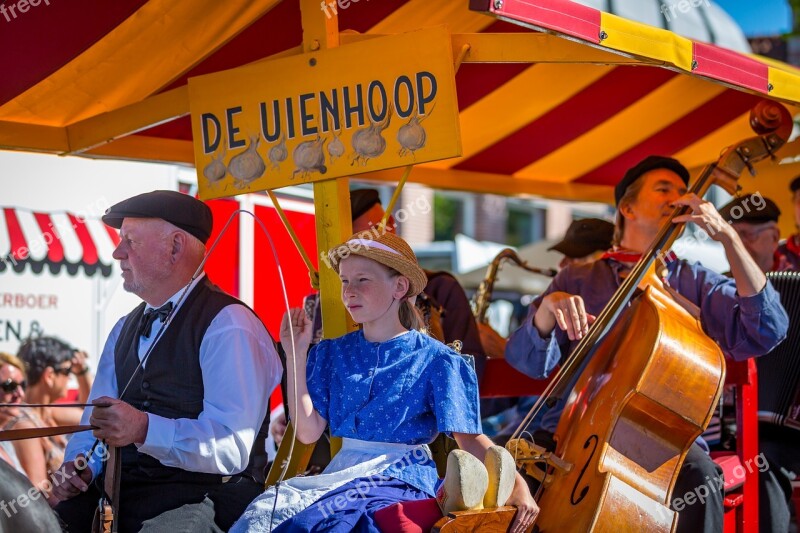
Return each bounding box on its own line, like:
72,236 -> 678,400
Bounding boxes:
548,218 -> 614,258
102,190 -> 213,244
350,189 -> 381,220
719,194 -> 781,224
615,156 -> 690,206
790,175 -> 800,193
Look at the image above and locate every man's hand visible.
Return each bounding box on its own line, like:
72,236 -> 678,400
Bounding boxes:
672,193 -> 766,297
89,397 -> 148,446
270,410 -> 288,447
49,455 -> 93,505
506,473 -> 539,533
477,322 -> 507,359
671,193 -> 736,244
536,292 -> 596,341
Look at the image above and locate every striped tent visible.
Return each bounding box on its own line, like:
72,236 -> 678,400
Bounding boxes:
0,207 -> 120,276
1,0 -> 798,205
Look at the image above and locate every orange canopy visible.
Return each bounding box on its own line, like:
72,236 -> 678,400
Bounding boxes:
1,0 -> 798,204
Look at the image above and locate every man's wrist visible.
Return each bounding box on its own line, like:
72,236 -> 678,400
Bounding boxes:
74,366 -> 90,376
135,412 -> 149,445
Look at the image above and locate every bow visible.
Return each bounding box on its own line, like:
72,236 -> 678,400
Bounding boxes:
138,302 -> 174,338
0,402 -> 112,441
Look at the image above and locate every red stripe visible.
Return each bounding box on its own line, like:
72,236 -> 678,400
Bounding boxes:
454,66 -> 677,174
453,17 -> 536,111
455,63 -> 532,111
33,212 -> 64,263
146,3 -> 528,140
157,1 -> 301,94
486,0 -> 601,43
339,0 -> 411,32
68,214 -> 98,265
0,0 -> 148,107
4,208 -> 27,261
575,90 -> 766,186
693,43 -> 769,94
483,19 -> 538,33
143,2 -> 305,140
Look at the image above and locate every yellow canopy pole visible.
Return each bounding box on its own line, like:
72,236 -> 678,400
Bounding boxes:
267,191 -> 320,290
379,165 -> 413,232
266,0 -> 348,485
304,0 -> 349,461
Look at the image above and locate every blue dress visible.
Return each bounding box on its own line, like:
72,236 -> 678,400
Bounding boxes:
232,329 -> 481,532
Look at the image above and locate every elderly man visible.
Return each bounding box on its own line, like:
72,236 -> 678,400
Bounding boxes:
506,156 -> 788,532
51,191 -> 281,532
719,192 -> 797,531
719,193 -> 793,272
776,176 -> 800,270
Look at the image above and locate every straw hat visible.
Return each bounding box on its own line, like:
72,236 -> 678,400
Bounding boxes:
328,232 -> 428,297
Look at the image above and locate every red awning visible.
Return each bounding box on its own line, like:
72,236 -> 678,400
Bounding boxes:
0,207 -> 120,277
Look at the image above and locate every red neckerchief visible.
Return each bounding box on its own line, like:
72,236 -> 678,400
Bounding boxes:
600,249 -> 642,264
772,250 -> 792,272
785,234 -> 800,256
601,248 -> 678,265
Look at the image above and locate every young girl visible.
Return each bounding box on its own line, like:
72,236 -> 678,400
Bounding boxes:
232,232 -> 537,532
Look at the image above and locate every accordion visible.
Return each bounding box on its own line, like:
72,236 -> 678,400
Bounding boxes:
757,271 -> 800,431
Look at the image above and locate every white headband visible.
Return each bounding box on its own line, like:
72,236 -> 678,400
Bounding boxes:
347,238 -> 401,255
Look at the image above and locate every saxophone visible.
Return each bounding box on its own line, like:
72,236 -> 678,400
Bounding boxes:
472,248 -> 557,324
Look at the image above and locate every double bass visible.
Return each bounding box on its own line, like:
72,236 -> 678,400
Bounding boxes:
507,101 -> 793,532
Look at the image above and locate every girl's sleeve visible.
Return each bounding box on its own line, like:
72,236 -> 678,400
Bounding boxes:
306,341 -> 331,421
431,352 -> 482,435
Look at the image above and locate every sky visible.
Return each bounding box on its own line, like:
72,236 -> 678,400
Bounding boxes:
714,0 -> 793,37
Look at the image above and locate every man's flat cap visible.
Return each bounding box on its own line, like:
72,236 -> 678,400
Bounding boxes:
102,190 -> 213,244
615,155 -> 690,206
719,194 -> 781,224
790,175 -> 800,193
350,189 -> 381,220
548,218 -> 614,259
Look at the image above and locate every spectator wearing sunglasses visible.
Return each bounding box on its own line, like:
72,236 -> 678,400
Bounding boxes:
6,336 -> 81,500
0,353 -> 27,474
17,337 -> 94,427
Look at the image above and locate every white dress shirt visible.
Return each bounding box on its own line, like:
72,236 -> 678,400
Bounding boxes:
64,274 -> 281,480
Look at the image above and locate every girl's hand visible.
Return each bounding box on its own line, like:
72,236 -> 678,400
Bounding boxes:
280,308 -> 313,358
507,473 -> 539,533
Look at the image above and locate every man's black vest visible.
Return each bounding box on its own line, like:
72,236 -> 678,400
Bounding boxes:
113,278 -> 271,485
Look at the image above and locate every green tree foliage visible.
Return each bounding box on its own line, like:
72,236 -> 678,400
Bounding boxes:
433,194 -> 460,241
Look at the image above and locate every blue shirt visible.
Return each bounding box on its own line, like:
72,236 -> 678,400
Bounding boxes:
307,329 -> 481,495
506,257 -> 789,433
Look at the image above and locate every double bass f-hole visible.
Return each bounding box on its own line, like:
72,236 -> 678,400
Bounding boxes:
570,434 -> 598,506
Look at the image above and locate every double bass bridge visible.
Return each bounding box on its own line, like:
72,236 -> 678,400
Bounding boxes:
506,438 -> 573,487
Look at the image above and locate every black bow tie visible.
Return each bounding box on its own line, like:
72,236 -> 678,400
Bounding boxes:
138,302 -> 174,338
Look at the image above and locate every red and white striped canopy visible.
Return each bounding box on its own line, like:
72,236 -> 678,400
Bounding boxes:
0,0 -> 798,203
0,207 -> 120,277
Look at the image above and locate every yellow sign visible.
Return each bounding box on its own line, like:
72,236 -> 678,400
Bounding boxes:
189,26 -> 461,200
